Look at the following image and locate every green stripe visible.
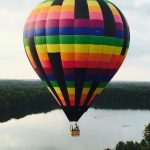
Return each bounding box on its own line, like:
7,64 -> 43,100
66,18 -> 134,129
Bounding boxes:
40,0 -> 52,4
66,81 -> 75,87
24,36 -> 124,47
84,81 -> 92,87
50,81 -> 59,87
98,82 -> 108,88
23,38 -> 29,46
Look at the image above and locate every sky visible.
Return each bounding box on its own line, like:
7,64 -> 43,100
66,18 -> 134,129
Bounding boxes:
0,0 -> 150,81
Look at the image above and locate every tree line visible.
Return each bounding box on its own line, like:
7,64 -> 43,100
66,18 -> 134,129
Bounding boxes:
0,80 -> 150,122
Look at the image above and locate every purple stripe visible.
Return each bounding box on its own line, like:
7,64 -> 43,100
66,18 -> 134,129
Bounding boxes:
116,22 -> 124,30
46,19 -> 59,27
90,20 -> 104,28
75,19 -> 90,27
60,19 -> 74,27
25,19 -> 105,30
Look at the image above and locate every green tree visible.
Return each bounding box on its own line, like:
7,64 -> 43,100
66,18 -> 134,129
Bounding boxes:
144,123 -> 150,145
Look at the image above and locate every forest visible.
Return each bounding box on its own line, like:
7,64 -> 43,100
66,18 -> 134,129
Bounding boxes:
0,80 -> 150,122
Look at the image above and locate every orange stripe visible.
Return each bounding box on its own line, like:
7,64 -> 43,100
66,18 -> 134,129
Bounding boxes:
75,53 -> 89,61
88,53 -> 100,61
61,53 -> 74,61
38,53 -> 49,61
87,95 -> 97,106
61,5 -> 74,12
49,6 -> 61,12
79,94 -> 88,106
100,54 -> 112,62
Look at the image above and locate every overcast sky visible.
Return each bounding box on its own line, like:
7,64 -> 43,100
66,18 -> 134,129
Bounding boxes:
0,0 -> 150,81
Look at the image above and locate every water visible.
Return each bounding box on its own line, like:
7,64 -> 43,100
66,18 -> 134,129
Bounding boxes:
0,109 -> 150,150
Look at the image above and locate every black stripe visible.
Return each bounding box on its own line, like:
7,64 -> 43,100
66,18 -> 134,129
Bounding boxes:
97,0 -> 116,37
83,82 -> 99,106
28,38 -> 63,106
75,0 -> 89,18
51,0 -> 64,6
75,69 -> 87,106
74,0 -> 89,106
48,53 -> 70,106
110,2 -> 130,55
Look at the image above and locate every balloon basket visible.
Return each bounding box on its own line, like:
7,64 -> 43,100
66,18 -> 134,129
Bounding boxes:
69,123 -> 80,137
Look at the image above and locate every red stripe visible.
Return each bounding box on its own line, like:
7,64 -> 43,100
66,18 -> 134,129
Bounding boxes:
60,19 -> 74,27
46,19 -> 59,27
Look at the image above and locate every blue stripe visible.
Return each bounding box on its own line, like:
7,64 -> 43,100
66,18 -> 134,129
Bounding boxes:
24,27 -> 104,38
85,75 -> 113,81
64,75 -> 75,81
24,30 -> 34,38
116,30 -> 124,38
48,76 -> 56,80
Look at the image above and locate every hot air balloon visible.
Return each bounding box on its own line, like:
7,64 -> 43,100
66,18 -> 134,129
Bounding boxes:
23,0 -> 130,136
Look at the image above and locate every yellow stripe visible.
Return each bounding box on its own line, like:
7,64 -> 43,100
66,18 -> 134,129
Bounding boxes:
102,46 -> 122,55
60,44 -> 74,53
102,45 -> 114,54
82,88 -> 91,94
87,1 -> 102,12
67,88 -> 75,94
47,44 -> 60,53
94,88 -> 103,94
75,44 -> 90,53
31,7 -> 50,15
125,48 -> 128,56
53,87 -> 63,95
38,2 -> 51,7
25,46 -> 30,54
62,0 -> 74,5
49,6 -> 61,12
36,45 -> 47,53
36,44 -> 122,55
108,3 -> 120,16
89,45 -> 103,53
47,87 -> 58,101
113,47 -> 122,55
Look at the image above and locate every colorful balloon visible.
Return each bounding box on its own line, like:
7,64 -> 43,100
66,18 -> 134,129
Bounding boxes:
23,0 -> 130,122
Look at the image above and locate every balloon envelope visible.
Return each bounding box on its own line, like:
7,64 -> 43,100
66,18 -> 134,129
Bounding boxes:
23,0 -> 130,121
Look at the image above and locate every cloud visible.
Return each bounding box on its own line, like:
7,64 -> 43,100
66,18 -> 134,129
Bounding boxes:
0,0 -> 150,81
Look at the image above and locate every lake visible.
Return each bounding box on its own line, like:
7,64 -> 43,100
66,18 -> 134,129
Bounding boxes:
0,109 -> 150,150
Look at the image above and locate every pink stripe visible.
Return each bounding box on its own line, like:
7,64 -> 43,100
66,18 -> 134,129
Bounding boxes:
27,15 -> 37,22
34,68 -> 41,76
114,16 -> 122,23
75,61 -> 87,68
60,12 -> 74,19
24,22 -> 35,31
36,13 -> 48,21
35,20 -> 46,28
89,13 -> 103,20
99,62 -> 115,69
88,62 -> 99,68
62,61 -> 74,68
41,60 -> 51,68
63,68 -> 74,75
87,95 -> 96,106
30,60 -> 36,68
70,101 -> 75,106
44,68 -> 53,75
47,12 -> 60,19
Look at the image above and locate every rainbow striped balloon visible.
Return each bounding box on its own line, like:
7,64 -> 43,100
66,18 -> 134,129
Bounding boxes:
23,0 -> 130,121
